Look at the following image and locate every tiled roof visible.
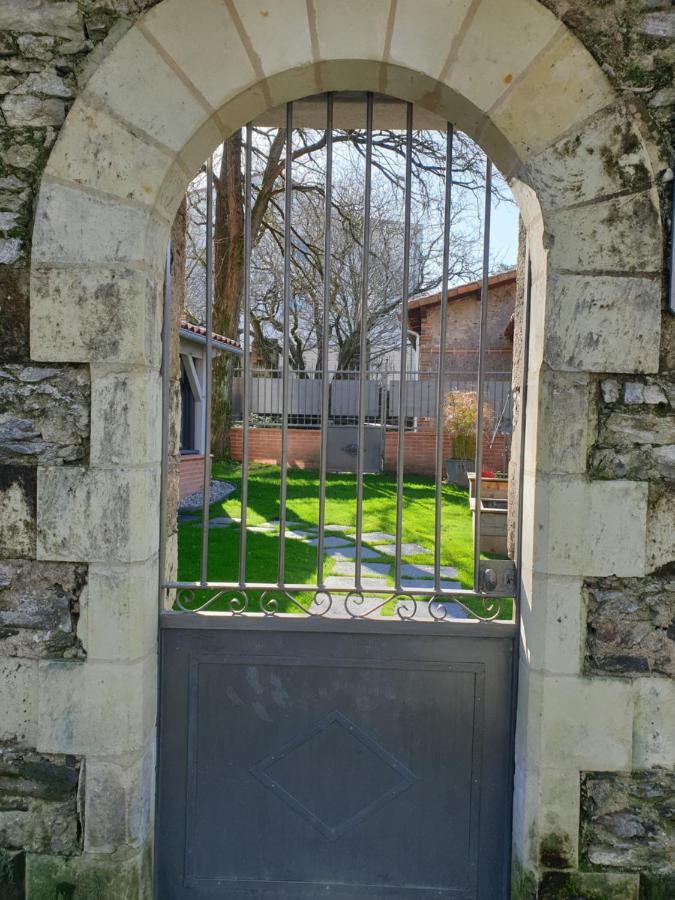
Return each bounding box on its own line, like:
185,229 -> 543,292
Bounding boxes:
179,318 -> 241,350
407,269 -> 517,312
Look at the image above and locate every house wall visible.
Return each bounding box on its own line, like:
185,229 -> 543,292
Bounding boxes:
416,281 -> 515,374
0,1 -> 672,898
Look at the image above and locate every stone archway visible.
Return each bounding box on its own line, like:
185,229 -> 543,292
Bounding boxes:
28,0 -> 664,895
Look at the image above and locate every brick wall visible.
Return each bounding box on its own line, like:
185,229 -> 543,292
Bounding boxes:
230,427 -> 509,478
179,454 -> 206,499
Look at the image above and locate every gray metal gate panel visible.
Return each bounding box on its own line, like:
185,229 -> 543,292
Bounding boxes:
156,615 -> 515,900
326,424 -> 382,473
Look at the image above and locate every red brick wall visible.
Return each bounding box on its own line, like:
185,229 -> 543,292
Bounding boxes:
230,428 -> 510,477
229,428 -> 322,469
179,454 -> 205,499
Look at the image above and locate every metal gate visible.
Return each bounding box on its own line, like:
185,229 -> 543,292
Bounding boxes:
156,618 -> 515,899
156,92 -> 529,900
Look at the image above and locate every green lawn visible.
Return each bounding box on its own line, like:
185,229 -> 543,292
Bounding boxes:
177,461 -> 510,619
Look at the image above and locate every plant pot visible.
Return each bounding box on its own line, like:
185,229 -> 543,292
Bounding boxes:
445,458 -> 471,487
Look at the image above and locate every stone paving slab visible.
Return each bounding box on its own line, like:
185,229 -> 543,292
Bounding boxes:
401,579 -> 462,591
323,524 -> 354,532
331,561 -> 390,576
309,594 -> 386,618
395,599 -> 470,621
325,546 -> 380,560
373,542 -> 431,556
206,516 -> 239,528
307,536 -> 352,547
267,520 -> 306,528
361,531 -> 396,542
324,576 -> 390,589
285,530 -> 314,540
400,563 -> 459,579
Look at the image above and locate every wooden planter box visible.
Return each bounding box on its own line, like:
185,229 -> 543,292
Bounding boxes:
468,473 -> 508,556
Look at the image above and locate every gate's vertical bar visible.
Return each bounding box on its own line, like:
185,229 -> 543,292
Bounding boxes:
516,244 -> 532,588
278,103 -> 293,587
317,93 -> 333,586
238,125 -> 253,588
473,158 -> 493,593
394,102 -> 414,592
504,241 -> 532,892
355,92 -> 374,590
200,157 -> 214,584
158,241 -> 172,608
433,124 -> 454,592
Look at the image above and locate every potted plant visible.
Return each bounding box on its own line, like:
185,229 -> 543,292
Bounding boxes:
443,390 -> 492,488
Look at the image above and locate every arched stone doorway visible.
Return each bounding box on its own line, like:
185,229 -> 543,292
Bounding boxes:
27,0 -> 665,896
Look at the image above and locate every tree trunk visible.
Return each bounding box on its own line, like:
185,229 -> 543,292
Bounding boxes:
211,130 -> 244,458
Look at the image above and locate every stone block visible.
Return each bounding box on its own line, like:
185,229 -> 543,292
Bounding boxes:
539,871 -> 639,900
535,370 -> 594,475
547,190 -> 662,275
645,488 -> 675,573
178,115 -> 228,181
633,679 -> 675,769
0,364 -> 89,465
389,0 -> 473,79
313,0 -> 390,64
83,740 -> 154,852
0,0 -> 83,40
0,658 -> 38,747
90,367 -> 161,467
543,274 -> 661,373
32,179 -> 163,270
520,574 -> 584,675
25,846 -> 151,900
529,103 -> 653,211
0,93 -> 66,127
0,849 -> 24,900
532,478 -> 648,578
0,745 -> 80,855
513,758 -> 581,870
602,413 -> 673,449
0,266 -> 29,362
585,574 -> 675,678
581,769 -> 675,872
37,465 -> 160,564
37,655 -> 156,756
0,466 -> 36,558
0,559 -> 85,659
538,674 -> 634,772
31,265 -> 161,365
449,0 -> 560,112
45,98 -> 180,218
80,557 -> 158,661
83,26 -> 208,153
491,30 -> 615,160
142,0 -> 255,109
0,238 -> 23,265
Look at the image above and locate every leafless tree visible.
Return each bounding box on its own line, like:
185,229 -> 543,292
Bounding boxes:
183,123 -> 513,454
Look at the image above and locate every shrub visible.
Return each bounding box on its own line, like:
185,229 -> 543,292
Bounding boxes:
443,390 -> 493,460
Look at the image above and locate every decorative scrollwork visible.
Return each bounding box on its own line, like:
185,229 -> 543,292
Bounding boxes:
170,585 -> 508,623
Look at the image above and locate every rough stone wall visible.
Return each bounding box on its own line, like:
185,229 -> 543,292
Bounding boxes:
0,3 -> 161,898
0,1 -> 673,899
506,4 -> 675,896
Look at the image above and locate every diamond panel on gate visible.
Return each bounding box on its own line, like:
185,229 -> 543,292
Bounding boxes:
250,710 -> 418,841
